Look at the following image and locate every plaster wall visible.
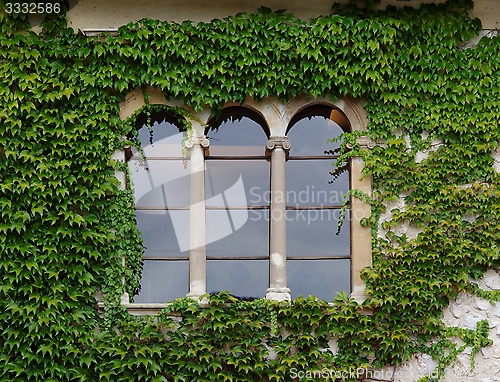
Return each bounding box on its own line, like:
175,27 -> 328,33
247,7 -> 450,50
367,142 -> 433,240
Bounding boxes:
66,0 -> 500,30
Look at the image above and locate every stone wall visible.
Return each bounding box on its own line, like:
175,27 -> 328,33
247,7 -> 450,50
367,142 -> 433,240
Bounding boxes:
392,269 -> 500,382
387,141 -> 500,381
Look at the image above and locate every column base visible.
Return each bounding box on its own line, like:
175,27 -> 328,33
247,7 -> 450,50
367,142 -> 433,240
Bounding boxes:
266,287 -> 291,302
350,289 -> 369,304
120,292 -> 130,304
186,291 -> 209,306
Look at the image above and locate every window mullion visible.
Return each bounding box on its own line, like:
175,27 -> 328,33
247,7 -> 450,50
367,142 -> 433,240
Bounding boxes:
185,135 -> 210,299
265,137 -> 292,301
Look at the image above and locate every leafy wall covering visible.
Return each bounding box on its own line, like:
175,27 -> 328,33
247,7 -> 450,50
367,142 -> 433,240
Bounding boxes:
1,0 -> 499,380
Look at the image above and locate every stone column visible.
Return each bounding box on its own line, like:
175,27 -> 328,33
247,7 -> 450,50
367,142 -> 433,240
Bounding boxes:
185,136 -> 210,300
265,137 -> 291,301
348,136 -> 374,303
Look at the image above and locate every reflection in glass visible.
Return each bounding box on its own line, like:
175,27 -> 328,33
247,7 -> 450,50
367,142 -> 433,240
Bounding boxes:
286,210 -> 350,258
207,260 -> 268,298
287,259 -> 350,301
206,210 -> 268,257
130,160 -> 191,208
286,160 -> 349,205
136,210 -> 190,257
205,161 -> 269,207
134,260 -> 189,303
132,120 -> 188,158
285,107 -> 351,299
203,108 -> 270,299
287,113 -> 345,156
206,113 -> 268,156
131,116 -> 191,303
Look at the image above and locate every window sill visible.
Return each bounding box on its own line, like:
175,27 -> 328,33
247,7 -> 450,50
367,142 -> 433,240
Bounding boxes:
97,301 -> 183,317
96,290 -> 370,316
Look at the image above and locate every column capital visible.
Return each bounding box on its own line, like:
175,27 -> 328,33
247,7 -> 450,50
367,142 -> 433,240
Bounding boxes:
185,136 -> 210,150
266,137 -> 291,152
347,135 -> 375,150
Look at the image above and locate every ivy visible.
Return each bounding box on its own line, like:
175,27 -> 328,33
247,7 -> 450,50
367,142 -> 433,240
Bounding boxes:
1,0 -> 500,380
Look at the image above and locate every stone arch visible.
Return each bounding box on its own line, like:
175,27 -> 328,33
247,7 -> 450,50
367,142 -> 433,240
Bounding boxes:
283,96 -> 369,134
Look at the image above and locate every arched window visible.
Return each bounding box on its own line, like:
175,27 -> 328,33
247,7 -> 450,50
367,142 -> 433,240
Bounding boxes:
285,105 -> 351,301
127,113 -> 190,303
118,93 -> 371,309
204,107 -> 270,298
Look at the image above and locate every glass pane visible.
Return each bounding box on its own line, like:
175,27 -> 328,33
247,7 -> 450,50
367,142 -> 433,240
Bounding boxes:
205,160 -> 269,207
207,260 -> 268,298
287,114 -> 344,156
286,209 -> 350,258
288,259 -> 350,301
206,116 -> 267,156
134,260 -> 188,303
130,159 -> 190,208
136,210 -> 190,257
206,210 -> 268,258
131,120 -> 188,158
286,160 -> 349,206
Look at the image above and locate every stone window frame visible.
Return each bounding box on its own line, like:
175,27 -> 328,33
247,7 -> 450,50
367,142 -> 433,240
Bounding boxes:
113,88 -> 372,315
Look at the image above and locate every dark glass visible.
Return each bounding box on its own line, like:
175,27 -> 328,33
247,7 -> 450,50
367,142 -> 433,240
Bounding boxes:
285,109 -> 351,301
286,209 -> 350,258
205,160 -> 270,207
286,160 -> 349,206
207,260 -> 268,298
130,160 -> 191,208
134,260 -> 189,303
206,210 -> 268,258
287,114 -> 345,156
130,118 -> 190,304
136,210 -> 190,257
132,120 -> 187,158
287,259 -> 350,301
206,115 -> 268,156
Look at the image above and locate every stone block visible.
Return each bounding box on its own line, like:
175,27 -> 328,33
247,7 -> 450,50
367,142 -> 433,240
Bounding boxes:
475,298 -> 492,311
